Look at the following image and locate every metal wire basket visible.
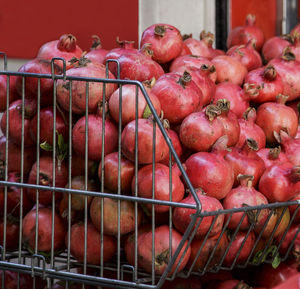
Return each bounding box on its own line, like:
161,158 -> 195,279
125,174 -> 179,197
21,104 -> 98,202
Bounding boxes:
0,52 -> 299,289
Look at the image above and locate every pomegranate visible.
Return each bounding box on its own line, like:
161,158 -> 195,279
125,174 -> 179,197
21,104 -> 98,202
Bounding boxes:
69,152 -> 98,178
22,207 -> 66,252
1,99 -> 36,147
257,146 -> 289,168
213,82 -> 249,118
169,54 -> 217,82
223,231 -> 256,266
90,196 -> 143,236
0,271 -> 46,289
99,152 -> 134,194
287,99 -> 300,118
179,105 -> 224,152
255,94 -> 298,144
227,40 -> 262,71
72,114 -> 118,161
85,35 -> 108,64
137,225 -> 191,275
188,231 -> 228,271
268,49 -> 300,101
288,32 -> 300,61
236,108 -> 266,149
258,162 -> 300,202
213,280 -> 251,289
179,42 -> 192,56
0,216 -> 19,250
140,24 -> 183,63
212,55 -> 247,85
223,175 -> 269,230
26,156 -> 68,205
30,106 -> 68,145
0,136 -> 36,176
227,14 -> 264,51
121,118 -> 169,164
37,34 -> 83,69
67,222 -> 117,265
262,34 -> 293,62
173,190 -> 225,238
16,58 -> 62,107
243,66 -> 284,103
131,163 -> 185,213
151,71 -> 202,124
215,99 -> 240,147
224,138 -> 265,187
0,75 -> 19,112
161,276 -> 202,289
275,130 -> 300,166
108,81 -> 161,125
56,56 -> 117,114
276,224 -> 300,257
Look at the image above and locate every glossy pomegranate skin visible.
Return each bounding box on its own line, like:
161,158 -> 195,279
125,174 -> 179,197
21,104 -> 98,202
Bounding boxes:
121,118 -> 169,164
257,147 -> 289,168
67,222 -> 117,265
137,225 -> 191,275
72,114 -> 118,161
243,66 -> 284,103
132,163 -> 185,213
22,207 -> 66,252
85,35 -> 108,64
151,72 -> 203,124
277,130 -> 300,166
0,75 -> 19,112
140,23 -> 183,63
213,82 -> 249,118
262,35 -> 292,62
56,60 -> 117,114
173,191 -> 225,238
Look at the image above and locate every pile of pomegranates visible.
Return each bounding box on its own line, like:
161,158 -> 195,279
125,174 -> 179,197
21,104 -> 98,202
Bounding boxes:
0,16 -> 299,289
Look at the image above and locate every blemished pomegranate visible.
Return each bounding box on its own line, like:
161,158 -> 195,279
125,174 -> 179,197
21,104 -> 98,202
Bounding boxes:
213,82 -> 249,118
211,55 -> 248,86
37,34 -> 83,70
67,222 -> 117,265
223,175 -> 269,230
259,162 -> 300,202
179,105 -> 224,152
255,94 -> 298,144
131,163 -> 185,213
108,81 -> 161,126
173,190 -> 225,238
223,231 -> 256,266
89,196 -> 143,236
226,39 -> 262,71
26,156 -> 68,205
121,118 -> 169,164
0,75 -> 19,112
85,35 -> 108,64
184,136 -> 234,199
137,225 -> 191,275
140,23 -> 183,63
224,138 -> 266,187
56,56 -> 117,114
243,66 -> 284,103
151,71 -> 203,124
1,98 -> 37,147
72,114 -> 118,161
99,152 -> 134,194
22,207 -> 66,252
236,108 -> 266,150
227,14 -> 264,51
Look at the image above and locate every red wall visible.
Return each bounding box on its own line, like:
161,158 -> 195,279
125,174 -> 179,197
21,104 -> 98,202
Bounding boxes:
0,0 -> 139,59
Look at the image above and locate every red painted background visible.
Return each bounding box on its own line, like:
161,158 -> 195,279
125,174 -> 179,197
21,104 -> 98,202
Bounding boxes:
0,0 -> 139,59
231,0 -> 277,41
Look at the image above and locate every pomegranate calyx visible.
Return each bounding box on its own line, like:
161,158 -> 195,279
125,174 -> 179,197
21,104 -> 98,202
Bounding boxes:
244,83 -> 261,98
282,33 -> 294,43
245,14 -> 256,26
263,66 -> 277,81
90,35 -> 102,49
182,33 -> 192,41
237,174 -> 254,187
140,43 -> 154,57
205,105 -> 221,121
155,249 -> 169,266
154,25 -> 167,37
216,99 -> 230,113
273,131 -> 281,143
268,146 -> 281,160
276,93 -> 289,104
57,34 -> 77,52
234,280 -> 251,289
200,30 -> 214,46
243,107 -> 256,122
39,172 -> 50,186
143,77 -> 156,88
177,71 -> 192,88
69,56 -> 91,67
290,166 -> 300,182
282,47 -> 296,61
246,138 -> 259,151
116,37 -> 135,49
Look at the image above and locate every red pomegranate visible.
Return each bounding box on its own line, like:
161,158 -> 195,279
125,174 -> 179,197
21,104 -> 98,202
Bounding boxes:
56,57 -> 117,114
131,163 -> 185,213
72,114 -> 118,161
37,34 -> 83,70
140,24 -> 183,63
0,75 -> 19,112
276,224 -> 300,257
288,192 -> 300,223
85,35 -> 108,64
257,146 -> 289,168
227,14 -> 264,51
0,216 -> 20,250
173,190 -> 225,238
